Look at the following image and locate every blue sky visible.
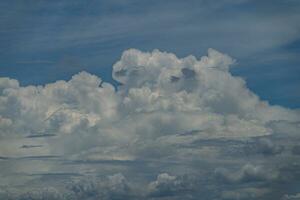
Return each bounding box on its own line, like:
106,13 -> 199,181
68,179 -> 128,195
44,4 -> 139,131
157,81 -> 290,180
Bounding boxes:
0,0 -> 299,108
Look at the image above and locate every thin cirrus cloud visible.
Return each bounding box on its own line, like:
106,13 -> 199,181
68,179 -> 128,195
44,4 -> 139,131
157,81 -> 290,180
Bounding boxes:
0,48 -> 300,199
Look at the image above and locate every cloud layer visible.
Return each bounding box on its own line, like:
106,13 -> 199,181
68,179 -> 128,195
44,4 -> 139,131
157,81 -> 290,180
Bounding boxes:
0,48 -> 299,199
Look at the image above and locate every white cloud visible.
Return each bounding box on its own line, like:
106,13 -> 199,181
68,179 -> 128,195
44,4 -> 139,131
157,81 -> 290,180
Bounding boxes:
0,48 -> 299,194
0,48 -> 299,157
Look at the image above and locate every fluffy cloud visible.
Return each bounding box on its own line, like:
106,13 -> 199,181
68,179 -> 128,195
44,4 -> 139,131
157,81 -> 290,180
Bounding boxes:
67,173 -> 133,200
0,173 -> 136,200
255,138 -> 284,155
215,164 -> 279,183
0,173 -> 200,200
147,173 -> 196,197
1,49 -> 297,138
0,72 -> 115,138
113,48 -> 298,122
0,48 -> 299,199
242,138 -> 284,156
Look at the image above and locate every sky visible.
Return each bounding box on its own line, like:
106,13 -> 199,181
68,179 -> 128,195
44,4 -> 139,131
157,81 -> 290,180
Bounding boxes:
0,0 -> 300,108
0,0 -> 300,200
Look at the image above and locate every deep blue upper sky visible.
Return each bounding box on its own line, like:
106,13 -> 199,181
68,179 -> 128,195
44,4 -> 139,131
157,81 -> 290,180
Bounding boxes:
0,0 -> 299,108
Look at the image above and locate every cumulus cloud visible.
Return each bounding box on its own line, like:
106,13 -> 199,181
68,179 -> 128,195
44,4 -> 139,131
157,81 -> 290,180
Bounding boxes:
255,138 -> 284,155
113,48 -> 297,122
1,173 -> 136,200
1,49 -> 297,141
242,138 -> 284,156
67,173 -> 133,200
215,164 -> 279,183
147,173 -> 196,197
17,188 -> 62,200
0,48 -> 299,199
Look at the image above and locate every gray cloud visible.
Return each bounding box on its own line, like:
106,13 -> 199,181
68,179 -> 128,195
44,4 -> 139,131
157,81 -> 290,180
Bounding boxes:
292,145 -> 300,155
215,164 -> 279,183
241,138 -> 285,156
221,187 -> 271,200
147,173 -> 197,198
283,193 -> 300,200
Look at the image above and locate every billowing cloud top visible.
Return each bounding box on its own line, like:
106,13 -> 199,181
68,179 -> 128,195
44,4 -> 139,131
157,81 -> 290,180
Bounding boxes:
0,49 -> 299,199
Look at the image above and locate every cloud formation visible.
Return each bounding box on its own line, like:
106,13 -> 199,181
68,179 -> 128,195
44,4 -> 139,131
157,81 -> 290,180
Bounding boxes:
1,49 -> 298,155
0,48 -> 299,199
215,164 -> 279,183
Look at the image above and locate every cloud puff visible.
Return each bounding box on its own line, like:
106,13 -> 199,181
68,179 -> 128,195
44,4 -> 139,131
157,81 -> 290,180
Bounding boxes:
19,189 -> 62,200
67,173 -> 132,200
215,164 -> 279,183
147,173 -> 196,197
242,138 -> 284,156
113,48 -> 297,122
255,138 -> 284,155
